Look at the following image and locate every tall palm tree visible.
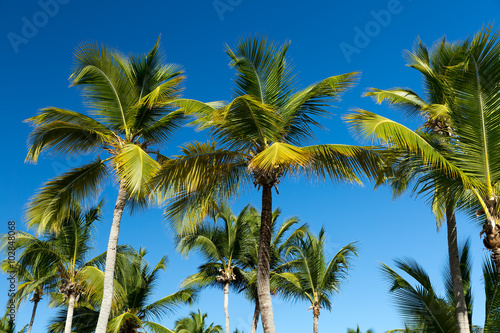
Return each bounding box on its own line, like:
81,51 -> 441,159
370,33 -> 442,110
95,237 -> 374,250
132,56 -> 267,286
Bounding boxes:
24,38 -> 186,333
274,228 -> 357,333
49,248 -> 196,333
346,26 -> 500,277
361,38 -> 471,332
178,203 -> 255,333
157,35 -> 381,333
174,310 -> 222,333
347,326 -> 375,333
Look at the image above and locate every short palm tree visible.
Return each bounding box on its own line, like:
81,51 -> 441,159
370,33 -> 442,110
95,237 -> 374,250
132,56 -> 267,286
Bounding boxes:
347,326 -> 375,333
0,246 -> 55,333
174,310 -> 222,333
157,35 -> 381,333
178,203 -> 255,333
25,38 -> 186,333
49,248 -> 196,333
12,204 -> 110,333
0,315 -> 27,333
274,228 -> 357,333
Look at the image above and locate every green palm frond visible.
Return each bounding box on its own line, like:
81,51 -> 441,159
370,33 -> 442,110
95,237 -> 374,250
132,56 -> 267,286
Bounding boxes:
25,107 -> 113,161
364,88 -> 431,120
302,144 -> 383,183
225,35 -> 294,106
107,312 -> 142,333
70,42 -> 133,134
345,109 -> 477,189
143,289 -> 197,322
381,259 -> 457,333
142,321 -> 175,333
281,73 -> 359,144
25,158 -> 108,233
208,95 -> 281,149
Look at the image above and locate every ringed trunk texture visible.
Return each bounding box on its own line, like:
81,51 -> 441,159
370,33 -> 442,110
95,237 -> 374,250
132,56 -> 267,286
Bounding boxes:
95,182 -> 128,333
251,298 -> 260,333
224,282 -> 230,333
446,208 -> 470,333
312,306 -> 320,333
64,293 -> 76,333
257,184 -> 276,333
27,299 -> 39,333
483,215 -> 500,276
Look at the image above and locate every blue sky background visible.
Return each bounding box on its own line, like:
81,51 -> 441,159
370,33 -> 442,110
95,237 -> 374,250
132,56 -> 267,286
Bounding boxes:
1,0 -> 499,332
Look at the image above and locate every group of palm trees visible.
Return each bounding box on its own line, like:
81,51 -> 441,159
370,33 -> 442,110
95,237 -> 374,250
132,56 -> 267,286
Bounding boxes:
2,202 -> 357,332
2,23 -> 500,333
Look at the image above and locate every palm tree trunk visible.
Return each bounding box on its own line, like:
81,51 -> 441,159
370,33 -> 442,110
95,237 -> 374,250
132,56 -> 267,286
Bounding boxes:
95,182 -> 128,333
483,213 -> 500,276
251,299 -> 260,333
257,184 -> 276,333
27,299 -> 39,333
224,281 -> 230,333
313,310 -> 319,333
446,207 -> 470,333
64,293 -> 76,333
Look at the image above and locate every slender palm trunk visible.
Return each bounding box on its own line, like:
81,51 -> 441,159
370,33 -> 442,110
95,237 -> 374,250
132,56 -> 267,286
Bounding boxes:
257,184 -> 276,333
446,207 -> 470,333
224,282 -> 230,333
312,306 -> 319,333
64,293 -> 76,333
251,298 -> 260,333
95,182 -> 128,333
27,299 -> 39,333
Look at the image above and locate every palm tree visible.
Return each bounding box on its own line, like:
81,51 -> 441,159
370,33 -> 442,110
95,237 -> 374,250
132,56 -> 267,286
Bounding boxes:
11,204 -> 111,333
274,228 -> 357,333
178,203 -> 255,333
49,248 -> 196,333
381,239 -> 500,332
157,35 -> 381,333
174,310 -> 222,333
0,315 -> 27,333
346,27 -> 500,278
24,38 -> 186,333
347,326 -> 375,333
359,38 -> 471,332
0,246 -> 55,333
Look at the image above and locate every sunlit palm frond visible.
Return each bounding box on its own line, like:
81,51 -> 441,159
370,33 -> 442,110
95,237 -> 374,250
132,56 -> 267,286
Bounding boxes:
114,143 -> 160,197
281,72 -> 359,144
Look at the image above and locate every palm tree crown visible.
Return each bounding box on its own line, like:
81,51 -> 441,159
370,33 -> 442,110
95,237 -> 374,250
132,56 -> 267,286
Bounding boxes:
157,35 -> 381,333
24,37 -> 186,332
274,228 -> 357,333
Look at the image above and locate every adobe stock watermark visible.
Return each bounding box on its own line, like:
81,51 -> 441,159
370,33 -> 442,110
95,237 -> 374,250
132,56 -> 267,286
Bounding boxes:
213,0 -> 243,21
339,0 -> 408,63
7,0 -> 71,54
6,221 -> 17,324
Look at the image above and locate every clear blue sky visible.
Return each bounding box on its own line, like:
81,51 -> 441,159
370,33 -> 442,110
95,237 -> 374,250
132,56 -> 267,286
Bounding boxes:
1,0 -> 499,332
